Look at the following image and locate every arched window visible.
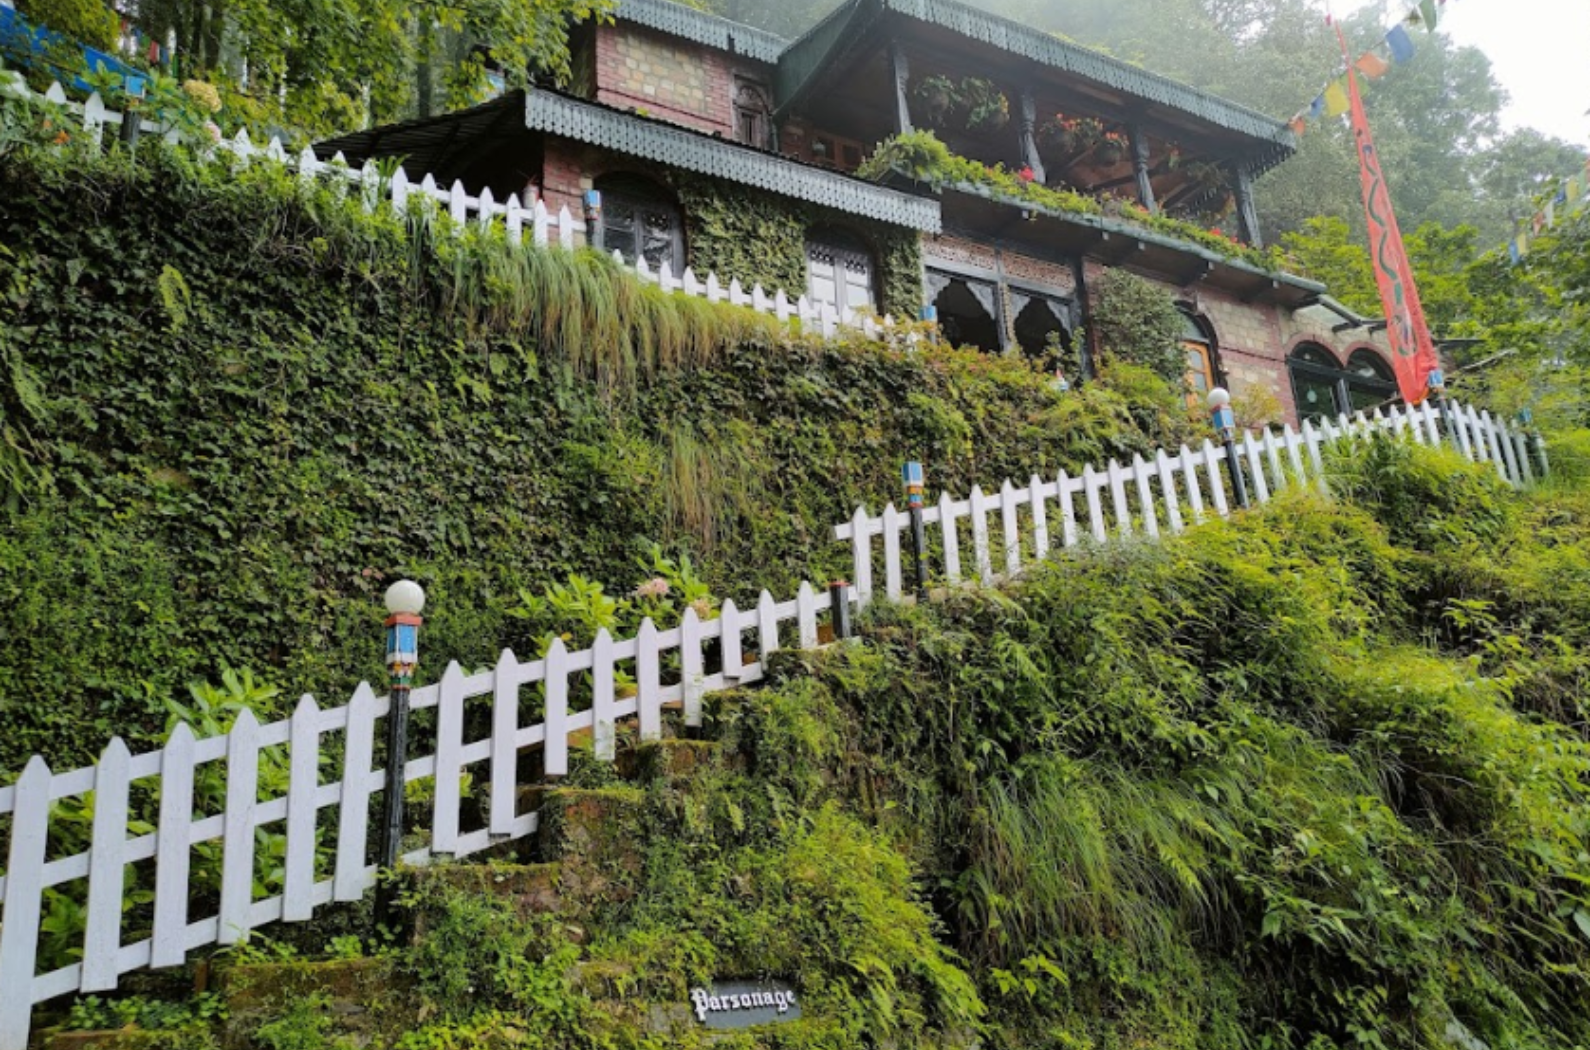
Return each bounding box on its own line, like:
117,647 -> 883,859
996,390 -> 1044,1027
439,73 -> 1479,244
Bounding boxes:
805,228 -> 876,314
1179,309 -> 1218,410
734,77 -> 771,148
1288,343 -> 1398,422
597,174 -> 684,275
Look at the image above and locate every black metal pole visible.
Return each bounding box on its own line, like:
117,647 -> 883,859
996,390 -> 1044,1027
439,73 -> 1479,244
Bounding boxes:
909,505 -> 928,602
373,586 -> 423,932
1222,437 -> 1250,510
829,581 -> 853,640
374,681 -> 410,930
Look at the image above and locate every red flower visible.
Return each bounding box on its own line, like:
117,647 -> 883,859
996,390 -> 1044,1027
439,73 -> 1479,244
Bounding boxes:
1017,165 -> 1035,183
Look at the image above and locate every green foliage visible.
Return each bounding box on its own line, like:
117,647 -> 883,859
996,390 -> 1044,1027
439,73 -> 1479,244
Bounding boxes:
1087,271 -> 1186,385
672,175 -> 923,319
1325,434 -> 1516,552
67,993 -> 229,1032
0,138 -> 1175,775
857,130 -> 1292,272
15,0 -> 120,50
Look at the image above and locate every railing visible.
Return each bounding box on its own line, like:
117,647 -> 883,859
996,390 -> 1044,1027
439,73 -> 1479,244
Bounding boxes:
2,77 -> 901,341
0,584 -> 849,1048
836,399 -> 1542,603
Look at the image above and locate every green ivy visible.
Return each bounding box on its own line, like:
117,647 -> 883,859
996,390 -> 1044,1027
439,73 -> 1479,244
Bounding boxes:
0,137 -> 1182,775
672,174 -> 924,320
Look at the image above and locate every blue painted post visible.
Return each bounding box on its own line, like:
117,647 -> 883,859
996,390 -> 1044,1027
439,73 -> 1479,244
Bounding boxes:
903,461 -> 928,601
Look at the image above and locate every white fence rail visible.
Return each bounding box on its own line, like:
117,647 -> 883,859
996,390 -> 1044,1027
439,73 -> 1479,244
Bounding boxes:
2,77 -> 898,342
0,583 -> 847,1048
837,400 -> 1542,604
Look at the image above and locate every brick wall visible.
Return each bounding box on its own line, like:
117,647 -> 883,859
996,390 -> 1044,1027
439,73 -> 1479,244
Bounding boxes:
539,138 -> 595,229
593,24 -> 774,137
1002,249 -> 1075,294
923,234 -> 998,272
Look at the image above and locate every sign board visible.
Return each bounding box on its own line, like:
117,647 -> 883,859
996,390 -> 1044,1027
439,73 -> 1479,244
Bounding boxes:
688,980 -> 801,1029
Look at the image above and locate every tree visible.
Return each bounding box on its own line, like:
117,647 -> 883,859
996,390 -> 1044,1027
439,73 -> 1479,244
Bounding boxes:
112,0 -> 613,135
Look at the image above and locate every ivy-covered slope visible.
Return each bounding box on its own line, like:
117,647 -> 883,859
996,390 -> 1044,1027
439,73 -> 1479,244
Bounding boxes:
39,439 -> 1590,1050
0,142 -> 1192,774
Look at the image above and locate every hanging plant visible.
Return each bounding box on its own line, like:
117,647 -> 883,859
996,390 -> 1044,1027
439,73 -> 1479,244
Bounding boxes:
1039,114 -> 1107,154
912,75 -> 1010,132
1094,130 -> 1130,166
1183,161 -> 1228,192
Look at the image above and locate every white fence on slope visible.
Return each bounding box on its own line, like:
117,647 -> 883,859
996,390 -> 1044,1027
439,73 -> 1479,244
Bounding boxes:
836,400 -> 1542,604
0,584 -> 849,1049
1,77 -> 901,341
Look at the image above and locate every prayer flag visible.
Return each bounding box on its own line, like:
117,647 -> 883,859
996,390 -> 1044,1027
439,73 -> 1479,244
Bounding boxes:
1338,36 -> 1440,403
1323,80 -> 1349,118
1355,52 -> 1391,80
1289,115 -> 1307,138
1387,24 -> 1416,63
1508,240 -> 1521,265
1418,0 -> 1439,31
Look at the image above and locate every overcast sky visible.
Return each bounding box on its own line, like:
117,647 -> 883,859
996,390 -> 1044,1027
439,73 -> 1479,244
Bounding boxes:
1333,0 -> 1590,148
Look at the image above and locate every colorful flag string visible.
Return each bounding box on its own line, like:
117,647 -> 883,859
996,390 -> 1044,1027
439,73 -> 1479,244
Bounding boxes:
1506,158 -> 1590,264
1287,0 -> 1453,141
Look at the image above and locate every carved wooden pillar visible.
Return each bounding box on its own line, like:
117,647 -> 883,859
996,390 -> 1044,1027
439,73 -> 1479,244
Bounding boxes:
889,42 -> 913,135
1128,124 -> 1156,213
1233,162 -> 1262,248
1019,88 -> 1046,183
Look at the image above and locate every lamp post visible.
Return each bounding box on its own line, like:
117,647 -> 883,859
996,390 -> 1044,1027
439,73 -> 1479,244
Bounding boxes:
903,461 -> 928,602
375,580 -> 424,924
1207,387 -> 1249,510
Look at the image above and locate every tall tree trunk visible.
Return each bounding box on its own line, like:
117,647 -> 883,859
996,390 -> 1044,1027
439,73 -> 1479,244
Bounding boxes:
416,18 -> 435,119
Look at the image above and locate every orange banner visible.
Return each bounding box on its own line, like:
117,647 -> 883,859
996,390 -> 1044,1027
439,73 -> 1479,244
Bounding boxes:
1342,57 -> 1439,403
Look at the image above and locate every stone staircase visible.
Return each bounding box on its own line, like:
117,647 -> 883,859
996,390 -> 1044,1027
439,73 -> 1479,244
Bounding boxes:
34,724 -> 728,1050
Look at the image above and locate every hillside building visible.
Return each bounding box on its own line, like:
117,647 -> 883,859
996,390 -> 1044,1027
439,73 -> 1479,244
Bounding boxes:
320,0 -> 1404,425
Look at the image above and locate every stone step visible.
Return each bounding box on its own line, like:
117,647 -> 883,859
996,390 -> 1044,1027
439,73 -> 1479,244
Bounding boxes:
215,956 -> 414,1050
616,738 -> 722,783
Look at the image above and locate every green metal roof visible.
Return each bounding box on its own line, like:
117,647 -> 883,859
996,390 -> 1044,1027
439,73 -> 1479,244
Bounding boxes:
524,91 -> 943,232
613,0 -> 788,64
776,0 -> 1296,169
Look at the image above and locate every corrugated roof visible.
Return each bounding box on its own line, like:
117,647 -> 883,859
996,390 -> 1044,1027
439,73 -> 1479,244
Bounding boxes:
315,91 -> 942,234
524,91 -> 942,231
613,0 -> 788,63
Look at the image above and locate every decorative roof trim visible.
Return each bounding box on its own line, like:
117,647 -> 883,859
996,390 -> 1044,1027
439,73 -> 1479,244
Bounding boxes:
942,180 -> 1324,293
777,0 -> 1296,160
613,0 -> 788,64
524,91 -> 943,233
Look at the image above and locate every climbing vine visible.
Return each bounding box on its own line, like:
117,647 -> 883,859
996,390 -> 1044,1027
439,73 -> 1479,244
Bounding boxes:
671,174 -> 923,319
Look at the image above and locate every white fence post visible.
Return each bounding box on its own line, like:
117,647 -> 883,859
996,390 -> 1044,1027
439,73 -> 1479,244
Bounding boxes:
281,696 -> 322,922
333,685 -> 377,902
431,662 -> 467,853
543,644 -> 570,779
150,725 -> 196,968
0,758 -> 51,1048
849,506 -> 874,607
637,620 -> 662,741
681,607 -> 706,727
83,739 -> 133,986
490,650 -> 521,834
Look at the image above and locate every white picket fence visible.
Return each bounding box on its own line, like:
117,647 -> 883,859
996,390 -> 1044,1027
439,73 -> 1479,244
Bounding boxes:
837,399 -> 1542,603
3,77 -> 900,341
0,585 -> 847,1048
